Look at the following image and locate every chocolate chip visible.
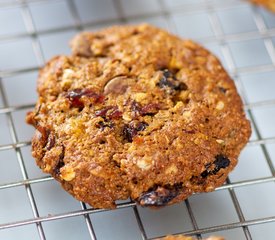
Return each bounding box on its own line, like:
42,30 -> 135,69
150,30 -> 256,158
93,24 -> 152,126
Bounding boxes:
65,89 -> 104,109
122,121 -> 148,142
53,146 -> 65,176
138,184 -> 182,207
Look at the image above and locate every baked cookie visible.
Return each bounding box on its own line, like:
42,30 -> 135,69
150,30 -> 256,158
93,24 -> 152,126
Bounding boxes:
159,235 -> 224,240
26,24 -> 251,209
250,0 -> 275,11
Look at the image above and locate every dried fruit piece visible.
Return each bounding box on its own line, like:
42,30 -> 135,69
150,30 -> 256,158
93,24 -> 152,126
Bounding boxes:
123,121 -> 148,142
138,184 -> 182,206
65,89 -> 104,109
95,106 -> 122,120
96,121 -> 114,130
201,155 -> 230,178
46,133 -> 55,150
130,101 -> 160,116
157,69 -> 188,92
53,146 -> 65,176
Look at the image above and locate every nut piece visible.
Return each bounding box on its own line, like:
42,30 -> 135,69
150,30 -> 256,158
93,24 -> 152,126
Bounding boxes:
216,139 -> 224,144
137,158 -> 152,170
216,101 -> 225,110
104,76 -> 135,95
165,164 -> 178,174
60,167 -> 76,181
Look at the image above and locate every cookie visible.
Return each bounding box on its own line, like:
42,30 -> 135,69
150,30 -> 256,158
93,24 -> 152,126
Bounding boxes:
251,0 -> 275,11
26,24 -> 251,209
159,235 -> 224,240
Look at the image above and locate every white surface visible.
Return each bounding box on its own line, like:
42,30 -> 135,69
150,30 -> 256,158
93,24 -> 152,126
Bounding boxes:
0,0 -> 275,240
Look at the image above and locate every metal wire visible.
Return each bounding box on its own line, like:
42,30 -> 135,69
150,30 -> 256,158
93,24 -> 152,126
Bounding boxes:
1,0 -> 275,239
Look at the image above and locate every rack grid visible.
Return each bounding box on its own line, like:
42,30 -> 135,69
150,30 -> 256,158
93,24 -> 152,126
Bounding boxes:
1,0 -> 275,239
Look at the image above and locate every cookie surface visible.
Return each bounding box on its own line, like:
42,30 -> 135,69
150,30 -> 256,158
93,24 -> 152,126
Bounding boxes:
251,0 -> 275,11
26,24 -> 251,209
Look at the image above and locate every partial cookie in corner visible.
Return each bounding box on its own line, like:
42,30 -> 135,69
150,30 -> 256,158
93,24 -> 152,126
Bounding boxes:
250,0 -> 275,12
26,24 -> 251,209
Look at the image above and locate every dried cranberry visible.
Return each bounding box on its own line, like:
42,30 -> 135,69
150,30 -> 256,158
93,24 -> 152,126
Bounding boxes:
140,103 -> 160,116
65,89 -> 104,109
136,122 -> 148,131
95,106 -> 114,117
130,101 -> 160,117
108,107 -> 122,119
95,106 -> 122,120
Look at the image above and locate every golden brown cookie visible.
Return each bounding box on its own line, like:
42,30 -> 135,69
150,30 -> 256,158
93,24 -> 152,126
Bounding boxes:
26,24 -> 251,209
250,0 -> 275,12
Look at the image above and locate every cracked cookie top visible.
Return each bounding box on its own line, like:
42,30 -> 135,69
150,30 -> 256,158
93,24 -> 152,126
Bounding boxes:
26,24 -> 251,209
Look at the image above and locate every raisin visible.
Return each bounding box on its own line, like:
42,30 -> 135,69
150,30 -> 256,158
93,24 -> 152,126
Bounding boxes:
53,146 -> 65,176
201,155 -> 230,178
138,184 -> 182,207
123,121 -> 148,142
131,101 -> 142,114
214,154 -> 230,170
65,89 -> 104,109
157,69 -> 188,92
136,122 -> 148,131
174,82 -> 188,91
96,121 -> 114,130
123,125 -> 137,142
46,133 -> 55,150
95,106 -> 114,117
219,87 -> 227,93
157,69 -> 175,89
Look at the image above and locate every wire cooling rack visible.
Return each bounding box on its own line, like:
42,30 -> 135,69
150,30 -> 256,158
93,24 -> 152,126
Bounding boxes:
1,0 -> 275,239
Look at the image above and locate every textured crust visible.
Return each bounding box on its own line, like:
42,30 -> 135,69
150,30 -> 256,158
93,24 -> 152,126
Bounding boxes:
26,24 -> 251,209
159,235 -> 224,240
251,0 -> 275,11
